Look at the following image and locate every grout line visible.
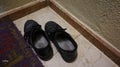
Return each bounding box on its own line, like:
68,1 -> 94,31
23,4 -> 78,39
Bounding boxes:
74,34 -> 81,39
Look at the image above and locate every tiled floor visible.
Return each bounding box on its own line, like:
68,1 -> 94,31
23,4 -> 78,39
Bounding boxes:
14,7 -> 118,67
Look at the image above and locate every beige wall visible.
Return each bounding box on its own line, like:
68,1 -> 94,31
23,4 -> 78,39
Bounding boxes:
56,0 -> 120,50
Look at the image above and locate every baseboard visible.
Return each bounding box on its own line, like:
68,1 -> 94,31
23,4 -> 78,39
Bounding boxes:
0,1 -> 47,21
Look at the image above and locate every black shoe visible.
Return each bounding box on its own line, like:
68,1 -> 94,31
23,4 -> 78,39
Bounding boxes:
45,21 -> 77,63
24,20 -> 53,61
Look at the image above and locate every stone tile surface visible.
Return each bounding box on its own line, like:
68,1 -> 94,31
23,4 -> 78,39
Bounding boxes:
14,7 -> 118,67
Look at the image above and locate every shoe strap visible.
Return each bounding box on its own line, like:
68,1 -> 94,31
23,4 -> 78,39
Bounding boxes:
24,25 -> 41,44
48,28 -> 67,40
55,28 -> 67,33
49,28 -> 66,34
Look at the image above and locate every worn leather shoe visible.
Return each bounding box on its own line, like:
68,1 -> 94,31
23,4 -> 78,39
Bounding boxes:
45,21 -> 77,62
24,20 -> 53,61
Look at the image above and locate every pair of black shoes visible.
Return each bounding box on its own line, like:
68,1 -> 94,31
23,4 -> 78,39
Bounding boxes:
24,20 -> 77,63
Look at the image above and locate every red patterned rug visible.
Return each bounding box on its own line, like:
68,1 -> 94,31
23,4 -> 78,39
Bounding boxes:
0,19 -> 44,67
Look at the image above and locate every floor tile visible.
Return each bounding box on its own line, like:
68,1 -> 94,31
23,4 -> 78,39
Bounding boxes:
92,46 -> 119,67
75,35 -> 118,67
43,52 -> 85,67
93,54 -> 118,67
84,45 -> 101,63
75,35 -> 92,57
14,7 -> 118,67
14,7 -> 80,55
